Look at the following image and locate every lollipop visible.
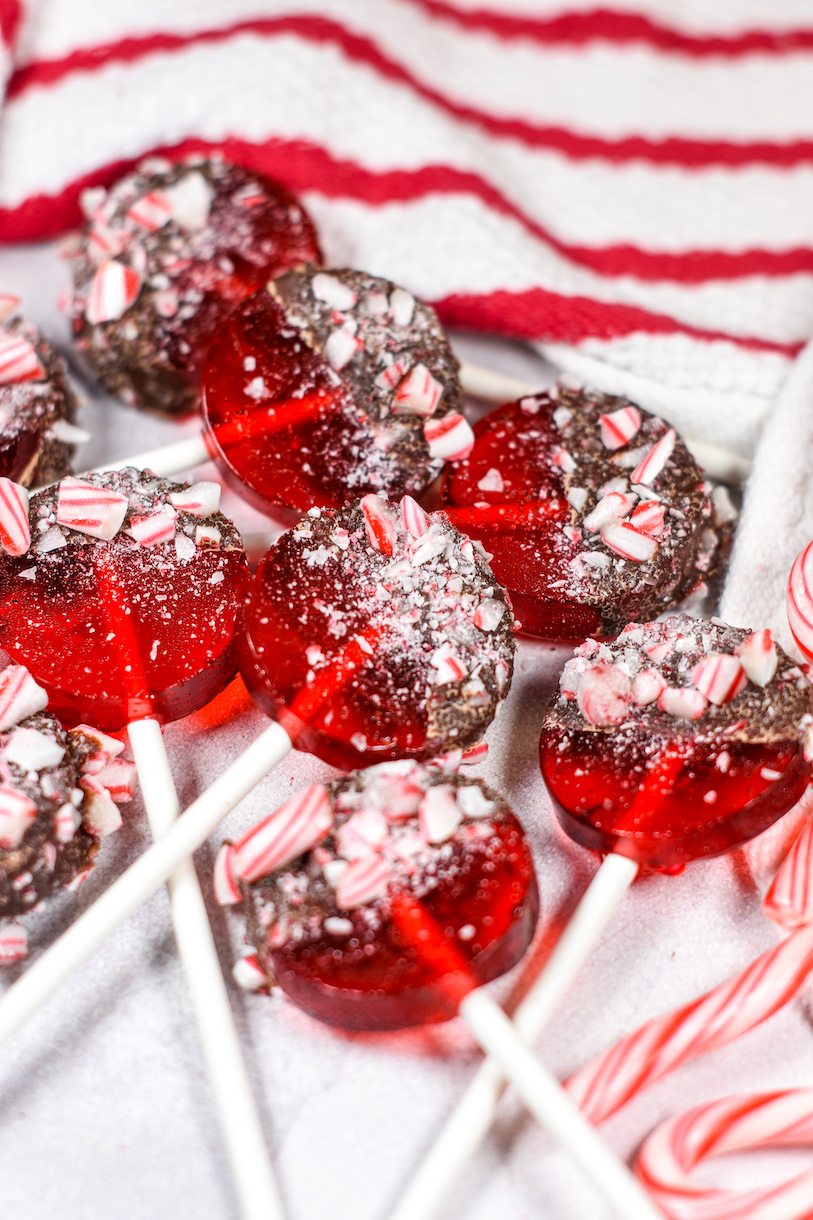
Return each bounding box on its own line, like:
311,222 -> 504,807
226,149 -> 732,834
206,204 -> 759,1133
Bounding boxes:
239,494 -> 514,769
0,302 -> 83,487
393,614 -> 812,1220
216,763 -> 538,1030
66,154 -> 321,414
0,469 -> 284,1220
441,385 -> 728,638
92,263 -> 469,517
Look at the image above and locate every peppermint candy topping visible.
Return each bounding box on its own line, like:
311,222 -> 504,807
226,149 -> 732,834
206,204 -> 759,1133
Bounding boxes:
4,727 -> 65,772
0,924 -> 27,964
472,598 -> 504,631
691,653 -> 747,705
0,666 -> 48,731
788,542 -> 813,663
583,491 -> 633,533
56,477 -> 129,540
430,642 -> 468,685
164,171 -> 214,232
630,429 -> 676,486
85,260 -> 142,325
335,853 -> 391,909
0,333 -> 45,384
94,759 -> 138,803
0,786 -> 37,848
232,953 -> 269,991
312,273 -> 356,310
630,667 -> 666,706
374,360 -> 408,392
213,844 -> 242,906
424,413 -> 475,462
576,663 -> 631,727
360,494 -> 397,555
736,628 -> 778,687
74,724 -> 124,774
232,783 -> 334,885
169,482 -> 221,517
419,786 -> 463,844
629,500 -> 665,536
764,809 -> 813,930
130,508 -> 177,547
54,801 -> 81,843
126,190 -> 172,231
657,686 -> 708,720
0,479 -> 30,557
392,364 -> 443,417
600,520 -> 659,563
599,405 -> 641,450
81,775 -> 123,837
324,327 -> 361,371
400,494 -> 430,538
87,224 -> 130,264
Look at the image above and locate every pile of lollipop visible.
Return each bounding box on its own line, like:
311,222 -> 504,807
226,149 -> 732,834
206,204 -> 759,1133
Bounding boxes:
0,152 -> 812,1220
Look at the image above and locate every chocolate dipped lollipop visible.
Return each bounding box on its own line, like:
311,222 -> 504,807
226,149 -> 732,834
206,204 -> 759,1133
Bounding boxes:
393,614 -> 812,1220
67,154 -> 321,414
0,469 -> 284,1220
90,265 -> 471,516
441,385 -> 732,638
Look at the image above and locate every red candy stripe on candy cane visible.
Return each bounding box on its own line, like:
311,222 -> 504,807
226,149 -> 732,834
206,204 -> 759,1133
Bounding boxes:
85,260 -> 142,325
764,812 -> 813,930
0,666 -> 48,731
600,520 -> 659,562
0,333 -> 45,384
631,429 -> 676,486
335,853 -> 391,909
0,923 -> 27,964
87,224 -> 130,264
691,654 -> 748,706
565,919 -> 813,1125
599,406 -> 641,451
630,500 -> 666,536
787,542 -> 813,663
424,413 -> 475,462
0,479 -> 30,557
392,363 -> 443,417
56,477 -> 128,540
129,509 -> 177,547
360,494 -> 396,555
0,786 -> 38,848
736,629 -> 778,687
636,1090 -> 813,1220
232,783 -> 333,884
213,844 -> 241,906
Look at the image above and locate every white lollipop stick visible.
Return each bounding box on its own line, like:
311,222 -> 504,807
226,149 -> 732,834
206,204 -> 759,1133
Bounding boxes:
0,720 -> 291,1047
128,719 -> 284,1220
89,433 -> 209,479
390,852 -> 638,1220
458,989 -> 663,1220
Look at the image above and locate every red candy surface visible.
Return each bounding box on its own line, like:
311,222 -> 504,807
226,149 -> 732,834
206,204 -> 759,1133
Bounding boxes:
221,765 -> 538,1030
539,617 -> 812,871
239,497 -> 514,770
0,471 -> 249,730
442,388 -> 719,640
201,267 -> 462,515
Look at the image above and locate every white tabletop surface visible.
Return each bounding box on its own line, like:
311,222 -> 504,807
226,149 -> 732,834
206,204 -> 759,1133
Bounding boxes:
0,240 -> 810,1220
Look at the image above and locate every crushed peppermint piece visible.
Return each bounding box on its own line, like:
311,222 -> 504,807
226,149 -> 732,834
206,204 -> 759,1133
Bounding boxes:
600,520 -> 659,563
0,332 -> 45,384
56,477 -> 128,540
736,629 -> 778,687
392,364 -> 443,417
424,413 -> 475,462
477,468 -> 504,493
85,260 -> 142,324
658,685 -> 708,720
692,654 -> 748,706
0,479 -> 30,557
169,481 -> 221,517
419,785 -> 462,843
576,663 -> 631,726
0,786 -> 37,847
312,273 -> 356,310
325,326 -> 361,371
130,508 -> 177,547
164,170 -> 214,232
599,406 -> 641,450
631,429 -> 676,486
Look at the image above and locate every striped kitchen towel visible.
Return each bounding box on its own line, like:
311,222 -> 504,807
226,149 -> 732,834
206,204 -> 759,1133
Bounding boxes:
0,1 -> 810,460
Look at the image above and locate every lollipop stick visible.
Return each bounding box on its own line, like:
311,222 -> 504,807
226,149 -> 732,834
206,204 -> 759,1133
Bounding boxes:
459,989 -> 663,1220
88,434 -> 209,479
390,853 -> 638,1220
128,719 -> 284,1220
0,720 -> 291,1047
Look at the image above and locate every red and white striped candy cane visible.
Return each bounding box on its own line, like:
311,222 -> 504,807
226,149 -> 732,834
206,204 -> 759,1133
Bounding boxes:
764,812 -> 813,929
566,920 -> 813,1125
636,1090 -> 813,1220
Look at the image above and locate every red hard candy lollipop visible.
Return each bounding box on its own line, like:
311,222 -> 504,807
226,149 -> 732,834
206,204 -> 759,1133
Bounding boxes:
0,469 -> 249,729
239,494 -> 514,770
215,762 -> 538,1030
441,384 -> 728,639
201,266 -> 467,515
539,615 -> 811,871
67,154 -> 321,414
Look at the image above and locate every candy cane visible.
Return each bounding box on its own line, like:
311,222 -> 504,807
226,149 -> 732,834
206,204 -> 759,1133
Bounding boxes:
566,919 -> 813,1125
764,811 -> 813,929
636,1090 -> 813,1220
